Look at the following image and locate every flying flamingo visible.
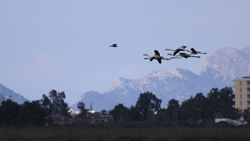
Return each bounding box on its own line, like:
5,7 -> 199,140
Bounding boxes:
143,50 -> 171,64
189,48 -> 207,54
167,52 -> 200,59
165,46 -> 189,55
110,44 -> 118,47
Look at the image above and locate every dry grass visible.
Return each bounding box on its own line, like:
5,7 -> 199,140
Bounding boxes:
0,123 -> 249,141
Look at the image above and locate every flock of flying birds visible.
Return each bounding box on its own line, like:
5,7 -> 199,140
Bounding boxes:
109,44 -> 207,64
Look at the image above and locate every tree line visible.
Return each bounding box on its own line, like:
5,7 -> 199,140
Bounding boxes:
99,87 -> 246,122
0,86 -> 246,126
0,89 -> 70,126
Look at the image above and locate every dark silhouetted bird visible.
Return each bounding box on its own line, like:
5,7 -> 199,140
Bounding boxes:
189,48 -> 207,54
165,46 -> 188,55
168,52 -> 200,59
109,44 -> 118,47
143,50 -> 170,64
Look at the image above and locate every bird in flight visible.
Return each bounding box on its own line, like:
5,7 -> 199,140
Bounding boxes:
165,46 -> 188,55
189,48 -> 207,55
143,50 -> 171,64
168,52 -> 200,59
110,44 -> 118,47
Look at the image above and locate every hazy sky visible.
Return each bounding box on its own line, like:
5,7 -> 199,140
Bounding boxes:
1,1 -> 250,105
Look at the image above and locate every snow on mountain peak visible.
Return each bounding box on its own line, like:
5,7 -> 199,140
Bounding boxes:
172,68 -> 183,78
106,77 -> 136,93
147,69 -> 172,80
172,68 -> 197,79
105,69 -> 173,93
201,47 -> 250,79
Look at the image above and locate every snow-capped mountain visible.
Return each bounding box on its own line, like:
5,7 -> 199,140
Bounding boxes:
201,47 -> 250,79
0,83 -> 29,104
71,47 -> 250,112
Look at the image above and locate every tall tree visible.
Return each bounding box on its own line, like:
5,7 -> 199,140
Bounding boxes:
167,99 -> 180,109
180,87 -> 237,120
20,101 -> 46,126
165,99 -> 180,122
129,105 -> 142,121
110,104 -> 130,122
0,93 -> 5,105
135,91 -> 162,120
77,102 -> 88,117
41,94 -> 52,116
0,99 -> 20,126
0,99 -> 47,126
41,90 -> 70,117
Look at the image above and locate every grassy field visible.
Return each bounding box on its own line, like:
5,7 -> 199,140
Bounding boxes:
0,123 -> 249,141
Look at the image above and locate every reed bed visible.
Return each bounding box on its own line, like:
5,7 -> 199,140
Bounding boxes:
0,123 -> 249,141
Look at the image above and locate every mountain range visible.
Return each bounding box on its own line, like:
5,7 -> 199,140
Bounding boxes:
0,83 -> 29,104
71,47 -> 250,112
1,47 -> 249,111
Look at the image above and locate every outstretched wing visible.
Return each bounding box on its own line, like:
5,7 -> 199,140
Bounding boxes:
162,57 -> 171,60
173,49 -> 181,55
157,59 -> 161,64
179,53 -> 189,58
150,57 -> 154,61
179,53 -> 186,56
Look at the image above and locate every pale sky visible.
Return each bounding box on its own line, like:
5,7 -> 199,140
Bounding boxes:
1,1 -> 250,105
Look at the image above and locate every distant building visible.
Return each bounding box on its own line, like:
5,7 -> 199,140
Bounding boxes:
90,112 -> 113,124
70,112 -> 113,124
232,77 -> 250,119
69,108 -> 81,117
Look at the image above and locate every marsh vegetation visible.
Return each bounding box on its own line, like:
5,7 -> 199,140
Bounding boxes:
0,123 -> 249,141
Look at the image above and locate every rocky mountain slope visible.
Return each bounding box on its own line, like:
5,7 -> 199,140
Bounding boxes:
0,83 -> 29,104
201,47 -> 250,79
71,47 -> 250,112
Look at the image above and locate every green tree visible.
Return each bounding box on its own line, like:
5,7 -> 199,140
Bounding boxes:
205,87 -> 234,119
165,99 -> 180,122
41,90 -> 70,117
242,109 -> 249,120
0,99 -> 20,126
181,93 -> 206,121
135,91 -> 162,120
77,102 -> 88,117
110,104 -> 130,122
41,94 -> 52,116
129,105 -> 141,121
20,101 -> 46,126
0,99 -> 47,126
0,93 -> 5,105
217,87 -> 234,106
167,99 -> 180,109
180,87 -> 237,121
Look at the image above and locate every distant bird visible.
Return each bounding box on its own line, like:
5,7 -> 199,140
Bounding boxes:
143,50 -> 170,64
189,48 -> 207,54
168,52 -> 200,59
165,46 -> 188,55
110,44 -> 118,47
